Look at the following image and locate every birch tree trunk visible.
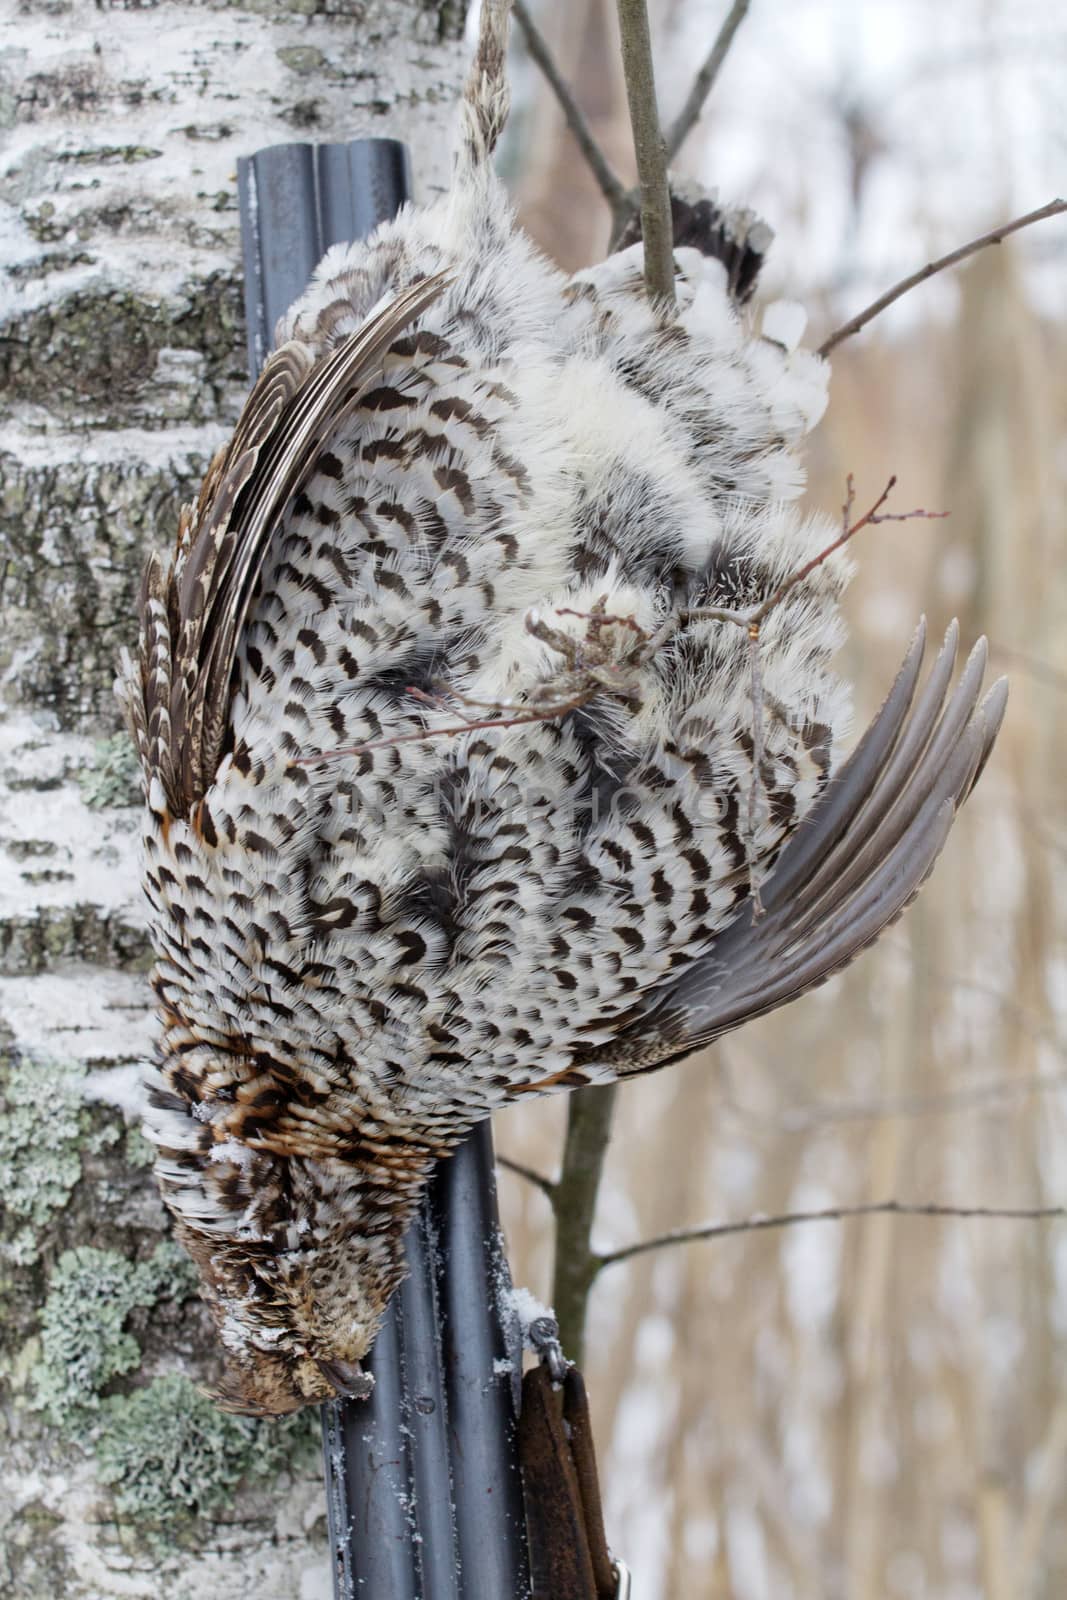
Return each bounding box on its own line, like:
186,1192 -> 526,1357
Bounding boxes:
0,3 -> 465,1593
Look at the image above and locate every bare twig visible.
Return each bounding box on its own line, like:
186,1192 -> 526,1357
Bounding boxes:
295,596 -> 649,765
746,473 -> 948,629
555,606 -> 647,636
615,0 -> 676,306
596,1200 -> 1067,1272
665,0 -> 751,159
819,198 -> 1067,357
496,1152 -> 558,1199
512,0 -> 628,214
682,477 -> 947,640
292,681 -> 603,764
516,0 -> 752,246
292,704 -> 580,762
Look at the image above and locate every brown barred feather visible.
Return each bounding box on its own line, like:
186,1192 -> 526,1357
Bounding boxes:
136,272 -> 451,817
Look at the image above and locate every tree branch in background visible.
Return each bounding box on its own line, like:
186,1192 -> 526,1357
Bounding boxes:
516,0 -> 753,253
818,198 -> 1067,357
500,1149 -> 1066,1302
550,1085 -> 618,1368
496,1152 -> 558,1200
747,473 -> 947,628
665,0 -> 750,159
596,1200 -> 1067,1271
512,1 -> 628,218
497,1089 -> 619,1368
615,0 -> 675,305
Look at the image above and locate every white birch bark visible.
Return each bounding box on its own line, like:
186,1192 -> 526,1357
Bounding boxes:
0,2 -> 466,1593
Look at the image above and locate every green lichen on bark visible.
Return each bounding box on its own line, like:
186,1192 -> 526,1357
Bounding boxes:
0,1048 -> 87,1267
95,1375 -> 315,1529
78,734 -> 141,810
0,1051 -> 317,1541
124,1126 -> 156,1169
30,1241 -> 195,1424
23,1242 -> 312,1535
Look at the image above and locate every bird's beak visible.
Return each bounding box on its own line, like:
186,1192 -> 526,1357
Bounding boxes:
317,1358 -> 375,1400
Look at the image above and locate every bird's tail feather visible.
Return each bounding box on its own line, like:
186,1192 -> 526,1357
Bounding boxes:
457,0 -> 513,183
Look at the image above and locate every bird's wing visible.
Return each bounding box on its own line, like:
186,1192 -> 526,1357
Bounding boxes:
594,619 -> 1007,1078
127,271 -> 451,816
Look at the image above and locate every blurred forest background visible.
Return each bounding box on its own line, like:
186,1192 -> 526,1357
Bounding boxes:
492,2 -> 1067,1597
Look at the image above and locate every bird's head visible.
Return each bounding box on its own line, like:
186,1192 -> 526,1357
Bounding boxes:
146,1057 -> 433,1415
209,1350 -> 374,1416
176,1209 -> 408,1416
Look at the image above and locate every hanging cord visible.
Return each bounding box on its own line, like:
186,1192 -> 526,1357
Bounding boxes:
519,1317 -> 629,1599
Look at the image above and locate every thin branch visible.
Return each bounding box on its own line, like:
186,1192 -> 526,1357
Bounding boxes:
596,1200 -> 1067,1272
292,683 -> 600,764
295,596 -> 648,765
818,198 -> 1067,357
665,0 -> 751,159
496,1152 -> 558,1200
615,0 -> 676,306
682,477 -> 947,638
746,473 -> 947,628
500,1091 -> 618,1368
512,0 -> 628,211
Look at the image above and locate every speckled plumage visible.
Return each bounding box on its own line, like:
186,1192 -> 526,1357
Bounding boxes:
120,0 -> 1006,1414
